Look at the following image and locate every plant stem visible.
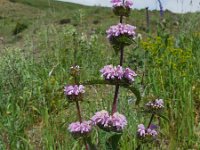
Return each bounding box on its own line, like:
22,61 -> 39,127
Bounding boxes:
75,101 -> 82,123
120,45 -> 124,65
120,15 -> 123,23
75,101 -> 89,150
147,114 -> 155,128
111,14 -> 124,114
84,139 -> 89,150
111,84 -> 120,115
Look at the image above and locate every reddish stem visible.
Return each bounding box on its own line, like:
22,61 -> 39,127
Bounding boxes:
111,15 -> 124,115
76,100 -> 88,150
75,101 -> 82,123
111,84 -> 120,115
120,45 -> 124,65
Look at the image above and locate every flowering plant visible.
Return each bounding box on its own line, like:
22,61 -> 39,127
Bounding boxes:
68,121 -> 92,138
64,85 -> 85,101
106,23 -> 136,47
111,0 -> 133,16
64,0 -> 166,149
100,65 -> 137,83
91,110 -> 127,132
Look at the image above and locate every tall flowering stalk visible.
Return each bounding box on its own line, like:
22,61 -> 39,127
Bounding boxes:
91,1 -> 137,148
64,66 -> 91,149
107,0 -> 136,116
64,0 -> 166,149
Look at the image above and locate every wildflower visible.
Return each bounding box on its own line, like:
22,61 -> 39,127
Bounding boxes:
68,121 -> 92,137
137,124 -> 146,137
91,110 -> 127,132
106,23 -> 136,46
111,0 -> 133,16
91,110 -> 110,126
100,65 -> 137,84
112,112 -> 127,131
124,0 -> 133,7
64,85 -> 85,101
106,23 -> 136,39
111,0 -> 133,8
111,0 -> 123,7
100,65 -> 123,80
137,124 -> 158,140
146,125 -> 158,137
146,99 -> 164,113
123,68 -> 137,82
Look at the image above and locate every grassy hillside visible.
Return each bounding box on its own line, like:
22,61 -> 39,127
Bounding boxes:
0,0 -> 200,149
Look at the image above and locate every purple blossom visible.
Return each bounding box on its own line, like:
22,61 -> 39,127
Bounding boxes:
111,0 -> 123,7
146,124 -> 158,137
137,124 -> 146,137
112,112 -> 127,131
106,23 -> 136,39
137,124 -> 158,138
124,0 -> 133,7
64,85 -> 85,96
100,65 -> 137,82
111,0 -> 133,8
91,110 -> 127,132
146,128 -> 158,137
115,65 -> 124,79
100,65 -> 123,80
123,68 -> 137,82
146,99 -> 164,109
91,110 -> 110,126
68,121 -> 92,135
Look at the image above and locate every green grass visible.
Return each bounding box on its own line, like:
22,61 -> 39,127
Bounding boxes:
0,0 -> 200,149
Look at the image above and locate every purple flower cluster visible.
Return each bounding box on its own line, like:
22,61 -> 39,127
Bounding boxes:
100,65 -> 123,80
64,85 -> 85,96
68,121 -> 92,135
146,99 -> 164,109
111,0 -> 133,8
137,124 -> 158,138
91,110 -> 127,131
123,68 -> 137,82
100,65 -> 137,82
106,23 -> 136,39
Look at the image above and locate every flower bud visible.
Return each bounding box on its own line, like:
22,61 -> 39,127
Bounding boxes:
145,99 -> 164,114
70,65 -> 80,77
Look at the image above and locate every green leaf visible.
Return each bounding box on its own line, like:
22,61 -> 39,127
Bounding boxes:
85,137 -> 98,150
157,114 -> 169,122
105,133 -> 122,150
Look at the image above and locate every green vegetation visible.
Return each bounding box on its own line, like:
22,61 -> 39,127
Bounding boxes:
0,0 -> 200,149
